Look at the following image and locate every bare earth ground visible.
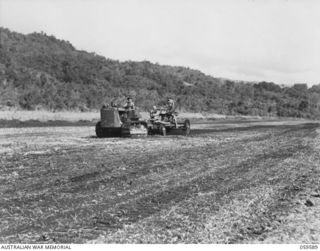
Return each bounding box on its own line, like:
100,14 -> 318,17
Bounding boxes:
0,120 -> 320,244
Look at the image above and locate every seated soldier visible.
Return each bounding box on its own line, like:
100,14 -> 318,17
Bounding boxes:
150,106 -> 159,119
101,103 -> 109,109
166,98 -> 177,126
166,98 -> 175,113
110,101 -> 117,108
123,97 -> 135,110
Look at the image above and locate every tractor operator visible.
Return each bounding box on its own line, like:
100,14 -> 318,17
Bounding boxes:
166,98 -> 177,126
166,98 -> 175,113
123,97 -> 135,110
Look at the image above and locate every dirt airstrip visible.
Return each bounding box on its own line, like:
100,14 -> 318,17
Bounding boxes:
0,120 -> 320,243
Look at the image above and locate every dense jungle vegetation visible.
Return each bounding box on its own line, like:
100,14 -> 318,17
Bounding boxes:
1,27 -> 320,118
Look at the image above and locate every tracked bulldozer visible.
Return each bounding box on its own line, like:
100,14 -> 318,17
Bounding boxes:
95,106 -> 148,138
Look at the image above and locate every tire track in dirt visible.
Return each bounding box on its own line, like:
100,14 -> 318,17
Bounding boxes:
190,123 -> 315,135
0,128 -> 268,194
56,124 -> 317,242
91,142 -> 311,231
90,123 -> 319,243
62,123 -> 318,195
0,122 -> 299,213
1,122 -> 307,195
0,122 -> 318,243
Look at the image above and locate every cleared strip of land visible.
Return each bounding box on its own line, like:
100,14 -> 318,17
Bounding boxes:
0,120 -> 319,243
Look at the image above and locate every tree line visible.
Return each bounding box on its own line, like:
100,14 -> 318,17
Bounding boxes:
1,27 -> 320,118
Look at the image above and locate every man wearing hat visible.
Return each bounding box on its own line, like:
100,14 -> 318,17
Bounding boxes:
166,98 -> 175,113
166,98 -> 177,126
123,97 -> 135,110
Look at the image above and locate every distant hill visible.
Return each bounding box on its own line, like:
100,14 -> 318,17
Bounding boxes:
1,27 -> 320,118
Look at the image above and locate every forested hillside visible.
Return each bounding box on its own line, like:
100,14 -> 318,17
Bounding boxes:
1,27 -> 320,118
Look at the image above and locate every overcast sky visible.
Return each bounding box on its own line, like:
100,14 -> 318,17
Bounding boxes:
1,0 -> 320,86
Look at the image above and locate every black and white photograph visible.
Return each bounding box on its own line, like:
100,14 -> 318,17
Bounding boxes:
0,0 -> 320,248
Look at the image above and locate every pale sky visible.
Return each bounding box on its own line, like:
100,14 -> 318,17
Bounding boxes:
1,0 -> 320,86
